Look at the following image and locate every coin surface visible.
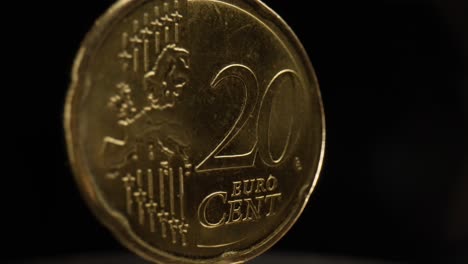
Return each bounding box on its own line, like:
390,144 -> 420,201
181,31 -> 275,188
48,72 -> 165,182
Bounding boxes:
65,0 -> 325,263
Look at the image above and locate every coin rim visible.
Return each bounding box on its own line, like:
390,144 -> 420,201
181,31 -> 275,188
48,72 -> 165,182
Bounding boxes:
64,0 -> 326,263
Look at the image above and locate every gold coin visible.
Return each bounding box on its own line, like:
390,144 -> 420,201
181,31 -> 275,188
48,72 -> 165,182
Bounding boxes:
65,0 -> 325,263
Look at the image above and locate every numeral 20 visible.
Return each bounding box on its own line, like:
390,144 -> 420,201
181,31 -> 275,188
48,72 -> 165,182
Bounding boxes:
196,64 -> 302,172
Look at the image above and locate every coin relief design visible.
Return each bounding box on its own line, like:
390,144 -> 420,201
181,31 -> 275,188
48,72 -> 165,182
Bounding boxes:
102,1 -> 192,246
65,0 -> 325,263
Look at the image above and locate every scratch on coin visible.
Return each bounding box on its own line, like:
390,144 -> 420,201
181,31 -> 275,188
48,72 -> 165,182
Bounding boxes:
213,4 -> 221,17
230,24 -> 253,37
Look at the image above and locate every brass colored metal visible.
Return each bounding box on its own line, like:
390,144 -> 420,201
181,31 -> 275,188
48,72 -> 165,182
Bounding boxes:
65,0 -> 325,263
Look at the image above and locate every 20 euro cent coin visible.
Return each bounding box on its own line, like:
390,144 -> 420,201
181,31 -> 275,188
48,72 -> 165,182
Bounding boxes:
65,0 -> 325,263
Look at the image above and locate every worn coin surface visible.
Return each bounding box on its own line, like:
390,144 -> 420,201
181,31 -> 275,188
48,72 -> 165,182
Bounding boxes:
65,0 -> 325,263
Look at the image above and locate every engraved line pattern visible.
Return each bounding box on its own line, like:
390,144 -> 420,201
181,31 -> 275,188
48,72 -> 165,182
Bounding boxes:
106,0 -> 190,247
118,0 -> 183,76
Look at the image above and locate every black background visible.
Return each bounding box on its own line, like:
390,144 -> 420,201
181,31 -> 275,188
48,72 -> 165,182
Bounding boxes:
5,0 -> 467,263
